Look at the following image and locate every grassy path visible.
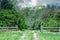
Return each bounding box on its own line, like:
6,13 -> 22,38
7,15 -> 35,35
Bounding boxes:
32,31 -> 39,40
19,30 -> 40,40
19,31 -> 27,40
19,30 -> 39,40
26,30 -> 33,40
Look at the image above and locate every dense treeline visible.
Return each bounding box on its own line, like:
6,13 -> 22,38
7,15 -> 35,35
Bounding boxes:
40,8 -> 60,27
24,5 -> 60,29
0,0 -> 27,30
0,0 -> 60,30
20,6 -> 60,29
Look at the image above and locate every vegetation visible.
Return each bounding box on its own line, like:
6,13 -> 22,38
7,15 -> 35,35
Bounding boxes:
0,0 -> 27,30
20,7 -> 60,29
1,0 -> 13,9
36,30 -> 60,40
40,8 -> 60,27
26,31 -> 33,40
0,31 -> 24,40
0,0 -> 60,40
0,0 -> 60,30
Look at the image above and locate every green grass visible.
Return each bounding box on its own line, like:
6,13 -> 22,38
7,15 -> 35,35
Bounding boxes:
0,30 -> 60,40
26,30 -> 33,40
36,30 -> 60,40
0,31 -> 24,40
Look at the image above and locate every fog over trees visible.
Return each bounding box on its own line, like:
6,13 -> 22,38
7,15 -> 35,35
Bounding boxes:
0,0 -> 60,30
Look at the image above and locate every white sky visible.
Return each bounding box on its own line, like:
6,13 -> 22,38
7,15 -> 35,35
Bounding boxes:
16,0 -> 60,8
31,0 -> 37,7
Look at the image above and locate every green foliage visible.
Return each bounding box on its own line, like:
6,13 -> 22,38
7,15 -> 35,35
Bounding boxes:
0,0 -> 60,30
0,31 -> 24,40
41,18 -> 58,27
56,12 -> 60,26
40,8 -> 60,27
0,0 -> 27,30
21,7 -> 60,29
1,0 -> 13,9
0,8 -> 26,30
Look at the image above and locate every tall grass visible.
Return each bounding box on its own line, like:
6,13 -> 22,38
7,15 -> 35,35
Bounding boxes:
0,31 -> 24,40
36,30 -> 60,40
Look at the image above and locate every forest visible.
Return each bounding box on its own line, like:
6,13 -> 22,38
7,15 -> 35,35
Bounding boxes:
0,0 -> 60,30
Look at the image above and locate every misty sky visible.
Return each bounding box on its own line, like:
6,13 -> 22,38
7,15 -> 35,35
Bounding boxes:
39,0 -> 60,4
15,0 -> 60,26
16,0 -> 60,8
25,0 -> 60,7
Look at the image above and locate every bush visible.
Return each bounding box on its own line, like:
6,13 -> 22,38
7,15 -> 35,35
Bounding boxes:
0,8 -> 26,30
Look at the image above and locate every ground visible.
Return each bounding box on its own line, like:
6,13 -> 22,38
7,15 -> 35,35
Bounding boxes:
0,30 -> 60,40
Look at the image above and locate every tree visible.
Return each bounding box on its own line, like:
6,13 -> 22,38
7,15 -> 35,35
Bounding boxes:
1,0 -> 13,9
0,0 -> 27,30
40,6 -> 60,27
